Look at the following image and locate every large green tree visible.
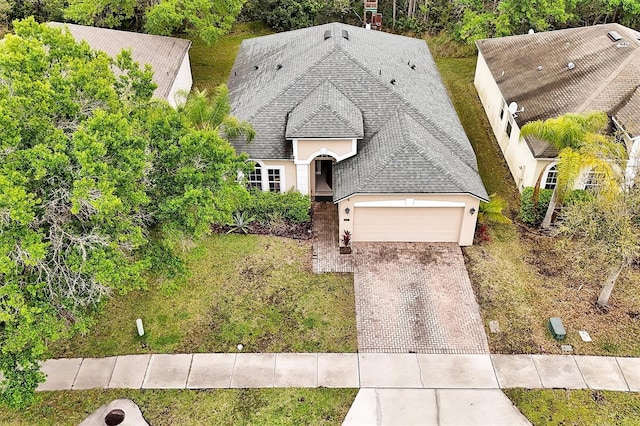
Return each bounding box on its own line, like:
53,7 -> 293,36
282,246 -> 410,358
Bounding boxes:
0,18 -> 250,406
520,112 -> 625,229
63,0 -> 245,44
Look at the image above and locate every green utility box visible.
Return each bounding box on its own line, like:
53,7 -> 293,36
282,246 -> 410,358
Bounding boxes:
549,317 -> 566,340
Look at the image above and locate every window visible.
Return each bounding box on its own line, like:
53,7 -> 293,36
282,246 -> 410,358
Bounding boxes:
247,163 -> 262,190
267,168 -> 281,192
506,120 -> 513,138
544,165 -> 558,189
583,170 -> 604,191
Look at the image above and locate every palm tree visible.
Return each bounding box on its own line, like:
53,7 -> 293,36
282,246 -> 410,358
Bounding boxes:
179,85 -> 255,141
520,112 -> 625,229
478,193 -> 511,225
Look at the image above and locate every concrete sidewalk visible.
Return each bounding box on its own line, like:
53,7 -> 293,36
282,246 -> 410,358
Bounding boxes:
36,353 -> 640,392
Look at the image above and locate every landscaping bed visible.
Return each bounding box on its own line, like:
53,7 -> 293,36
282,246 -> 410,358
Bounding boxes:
49,234 -> 357,357
0,389 -> 357,425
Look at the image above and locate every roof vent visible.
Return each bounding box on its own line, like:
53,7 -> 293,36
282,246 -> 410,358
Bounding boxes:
276,64 -> 282,70
567,62 -> 575,70
608,31 -> 623,42
410,64 -> 416,70
341,30 -> 349,40
324,30 -> 332,40
254,65 -> 259,70
390,79 -> 396,85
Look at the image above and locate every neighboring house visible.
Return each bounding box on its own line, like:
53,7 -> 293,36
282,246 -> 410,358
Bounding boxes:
49,22 -> 192,108
475,23 -> 640,192
227,23 -> 488,246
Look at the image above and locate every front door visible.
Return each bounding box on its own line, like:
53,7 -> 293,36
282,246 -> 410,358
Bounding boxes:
314,159 -> 333,200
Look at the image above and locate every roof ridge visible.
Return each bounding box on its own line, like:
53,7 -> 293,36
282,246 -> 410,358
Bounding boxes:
577,48 -> 640,113
353,111 -> 406,192
245,47 -> 339,122
334,45 -> 476,168
402,112 -> 473,191
289,79 -> 362,135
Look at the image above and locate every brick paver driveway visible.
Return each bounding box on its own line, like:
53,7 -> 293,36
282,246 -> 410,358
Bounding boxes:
353,243 -> 489,354
312,203 -> 489,354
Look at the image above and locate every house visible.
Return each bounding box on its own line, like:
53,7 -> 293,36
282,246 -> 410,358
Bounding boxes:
474,23 -> 640,192
49,22 -> 192,107
227,23 -> 488,246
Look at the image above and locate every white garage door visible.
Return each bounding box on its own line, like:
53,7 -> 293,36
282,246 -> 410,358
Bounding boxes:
353,206 -> 464,242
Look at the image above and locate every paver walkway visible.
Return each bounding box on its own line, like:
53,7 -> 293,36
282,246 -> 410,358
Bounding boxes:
36,353 -> 640,392
312,202 -> 489,354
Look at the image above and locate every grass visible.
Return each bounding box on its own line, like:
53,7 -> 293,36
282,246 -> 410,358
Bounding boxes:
187,22 -> 272,91
49,234 -> 356,357
0,389 -> 357,425
505,389 -> 640,425
426,35 -> 640,358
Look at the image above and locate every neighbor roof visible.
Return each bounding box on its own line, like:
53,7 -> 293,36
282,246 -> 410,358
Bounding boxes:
49,22 -> 191,101
477,23 -> 640,157
228,23 -> 487,201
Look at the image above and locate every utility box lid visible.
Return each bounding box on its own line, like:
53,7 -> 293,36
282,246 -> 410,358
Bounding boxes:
549,317 -> 566,340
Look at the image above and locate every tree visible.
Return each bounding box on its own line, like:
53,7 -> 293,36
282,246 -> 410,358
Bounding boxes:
560,181 -> 640,309
180,86 -> 255,140
0,18 -> 251,406
520,112 -> 625,229
144,0 -> 245,44
63,0 -> 139,28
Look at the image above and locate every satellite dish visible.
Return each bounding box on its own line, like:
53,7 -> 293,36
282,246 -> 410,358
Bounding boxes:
508,102 -> 518,114
528,29 -> 535,34
568,62 -> 576,70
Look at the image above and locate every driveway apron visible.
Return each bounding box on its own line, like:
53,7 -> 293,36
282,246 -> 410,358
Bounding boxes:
353,242 -> 489,354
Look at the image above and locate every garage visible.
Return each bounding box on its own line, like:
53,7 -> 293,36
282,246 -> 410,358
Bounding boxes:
352,203 -> 465,243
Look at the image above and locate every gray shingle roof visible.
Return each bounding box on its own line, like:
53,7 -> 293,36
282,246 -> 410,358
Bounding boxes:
48,22 -> 191,101
285,80 -> 364,138
476,23 -> 640,157
228,23 -> 487,200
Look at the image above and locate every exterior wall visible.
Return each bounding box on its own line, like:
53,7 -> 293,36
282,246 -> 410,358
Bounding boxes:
252,159 -> 297,192
337,194 -> 481,246
474,52 -> 550,191
166,53 -> 193,108
294,139 -> 356,163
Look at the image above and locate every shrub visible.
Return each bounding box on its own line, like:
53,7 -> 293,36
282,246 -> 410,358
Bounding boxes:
245,189 -> 311,224
519,187 -> 592,226
518,187 -> 553,226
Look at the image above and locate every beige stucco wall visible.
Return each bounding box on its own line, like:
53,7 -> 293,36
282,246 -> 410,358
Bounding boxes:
259,159 -> 297,192
337,194 -> 481,246
293,139 -> 356,164
474,52 -> 550,191
167,52 -> 193,108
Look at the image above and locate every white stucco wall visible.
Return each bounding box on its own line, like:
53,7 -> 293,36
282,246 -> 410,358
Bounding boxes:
167,52 -> 193,108
474,52 -> 552,191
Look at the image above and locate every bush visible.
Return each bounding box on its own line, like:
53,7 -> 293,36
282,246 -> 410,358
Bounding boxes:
519,187 -> 593,226
518,187 -> 553,226
245,189 -> 311,224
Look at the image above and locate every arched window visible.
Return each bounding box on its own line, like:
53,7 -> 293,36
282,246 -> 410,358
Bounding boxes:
247,162 -> 262,190
544,165 -> 558,189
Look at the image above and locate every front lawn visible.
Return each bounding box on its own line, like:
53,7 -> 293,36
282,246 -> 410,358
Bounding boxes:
505,389 -> 640,425
0,389 -> 357,425
49,234 -> 357,357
